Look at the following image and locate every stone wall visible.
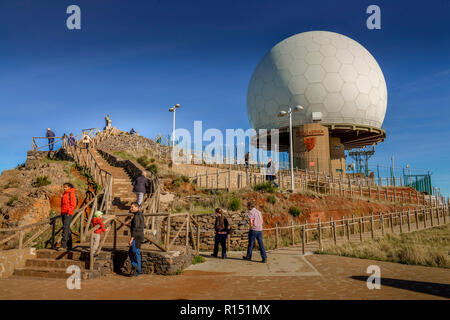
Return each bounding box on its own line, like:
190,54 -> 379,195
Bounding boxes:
165,212 -> 250,250
98,149 -> 157,194
0,248 -> 36,279
113,247 -> 193,275
25,149 -> 72,169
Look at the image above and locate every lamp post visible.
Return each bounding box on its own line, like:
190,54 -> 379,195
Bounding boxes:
406,164 -> 411,187
278,105 -> 303,192
169,104 -> 180,160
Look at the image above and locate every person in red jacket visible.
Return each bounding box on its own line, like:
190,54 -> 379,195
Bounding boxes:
59,183 -> 77,250
91,211 -> 109,257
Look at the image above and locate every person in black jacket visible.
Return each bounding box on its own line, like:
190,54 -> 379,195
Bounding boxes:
211,208 -> 230,259
132,172 -> 149,208
46,128 -> 56,151
126,202 -> 145,277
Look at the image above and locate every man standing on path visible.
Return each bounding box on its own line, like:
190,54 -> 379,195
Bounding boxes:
243,201 -> 267,263
46,128 -> 55,151
132,172 -> 149,208
126,202 -> 145,276
59,183 -> 77,251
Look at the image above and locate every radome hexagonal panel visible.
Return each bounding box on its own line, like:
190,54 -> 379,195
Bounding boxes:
247,31 -> 388,129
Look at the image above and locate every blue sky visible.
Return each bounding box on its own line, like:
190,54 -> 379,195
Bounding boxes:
0,0 -> 449,196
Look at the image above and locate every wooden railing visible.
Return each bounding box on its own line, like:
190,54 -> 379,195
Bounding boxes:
31,136 -> 65,151
0,128 -> 116,251
228,204 -> 450,254
109,212 -> 199,254
183,165 -> 448,206
0,191 -> 99,250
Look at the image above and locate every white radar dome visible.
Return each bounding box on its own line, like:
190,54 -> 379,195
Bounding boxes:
247,31 -> 387,130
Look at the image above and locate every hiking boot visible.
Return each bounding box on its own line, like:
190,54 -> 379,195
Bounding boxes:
129,267 -> 137,277
210,254 -> 218,258
242,256 -> 250,261
261,259 -> 267,263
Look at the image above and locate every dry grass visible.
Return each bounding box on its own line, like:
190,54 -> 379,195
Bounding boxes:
319,224 -> 450,268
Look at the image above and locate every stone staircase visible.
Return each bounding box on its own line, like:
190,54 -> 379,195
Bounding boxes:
13,248 -> 112,279
12,148 -> 139,279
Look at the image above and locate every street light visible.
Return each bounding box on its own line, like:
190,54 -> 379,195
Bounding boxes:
278,105 -> 304,192
406,164 -> 411,187
169,104 -> 180,160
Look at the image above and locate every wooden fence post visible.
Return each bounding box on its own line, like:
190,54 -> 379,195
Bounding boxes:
414,209 -> 419,230
332,220 -> 337,245
291,221 -> 295,245
430,207 -> 434,227
165,215 -> 171,250
196,223 -> 200,255
186,214 -> 190,250
436,206 -> 440,225
358,218 -> 363,242
305,219 -> 308,243
275,224 -> 279,249
361,214 -> 365,233
346,217 -> 350,241
301,225 -> 305,255
370,214 -> 374,239
423,208 -> 427,228
399,211 -> 403,234
318,218 -> 322,252
389,212 -> 394,233
18,230 -> 24,249
380,213 -> 384,236
407,209 -> 411,232
351,214 -> 355,234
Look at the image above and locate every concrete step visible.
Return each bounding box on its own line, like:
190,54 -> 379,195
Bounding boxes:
14,267 -> 100,280
26,258 -> 87,269
36,249 -> 89,260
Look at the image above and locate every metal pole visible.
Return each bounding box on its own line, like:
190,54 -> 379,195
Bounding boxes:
289,107 -> 295,192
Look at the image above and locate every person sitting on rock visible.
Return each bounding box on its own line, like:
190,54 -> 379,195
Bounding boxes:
130,128 -> 136,135
211,208 -> 231,259
91,211 -> 109,257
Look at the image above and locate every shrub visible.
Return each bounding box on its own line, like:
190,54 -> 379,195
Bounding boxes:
172,177 -> 182,187
33,176 -> 51,187
229,197 -> 241,211
253,182 -> 276,193
146,164 -> 158,175
289,206 -> 301,217
137,156 -> 149,167
7,196 -> 18,207
192,255 -> 206,265
181,175 -> 190,183
267,194 -> 277,205
149,158 -> 155,163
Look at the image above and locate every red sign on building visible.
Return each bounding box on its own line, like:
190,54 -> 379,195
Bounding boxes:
309,161 -> 315,167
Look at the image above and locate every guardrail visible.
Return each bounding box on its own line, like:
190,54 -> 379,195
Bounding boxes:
182,166 -> 447,206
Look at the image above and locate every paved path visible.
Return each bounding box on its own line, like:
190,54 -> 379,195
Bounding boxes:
1,248 -> 449,300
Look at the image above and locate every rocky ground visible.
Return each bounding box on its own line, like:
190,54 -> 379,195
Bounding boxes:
0,157 -> 88,228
